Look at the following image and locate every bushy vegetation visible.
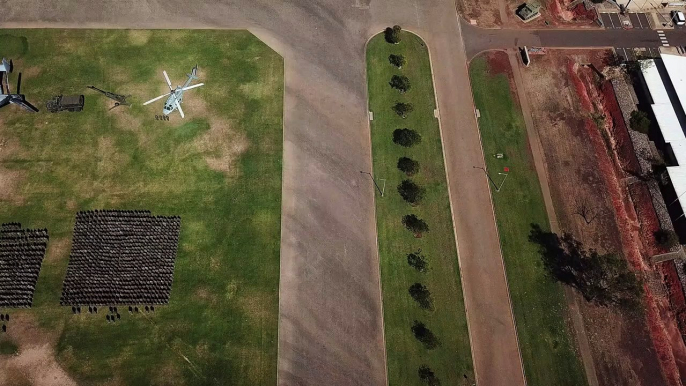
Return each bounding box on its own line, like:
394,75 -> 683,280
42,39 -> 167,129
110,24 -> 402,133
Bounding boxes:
529,224 -> 643,310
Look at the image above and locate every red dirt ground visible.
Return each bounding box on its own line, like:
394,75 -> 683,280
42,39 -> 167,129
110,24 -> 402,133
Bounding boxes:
574,60 -> 686,384
521,49 -> 685,385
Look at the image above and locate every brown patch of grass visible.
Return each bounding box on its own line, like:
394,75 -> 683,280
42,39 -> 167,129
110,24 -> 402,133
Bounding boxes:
0,169 -> 26,204
128,30 -> 152,46
20,66 -> 41,79
210,257 -> 221,271
194,118 -> 248,178
0,313 -> 76,386
96,136 -> 130,177
152,359 -> 185,386
194,287 -> 218,306
0,133 -> 27,204
238,291 -> 272,322
45,237 -> 71,263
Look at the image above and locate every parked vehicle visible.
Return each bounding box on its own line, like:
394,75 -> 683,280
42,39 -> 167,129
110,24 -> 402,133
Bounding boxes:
672,10 -> 686,26
46,95 -> 84,112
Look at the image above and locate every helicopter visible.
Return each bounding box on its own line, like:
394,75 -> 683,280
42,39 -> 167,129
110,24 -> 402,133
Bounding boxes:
143,65 -> 204,118
0,58 -> 39,113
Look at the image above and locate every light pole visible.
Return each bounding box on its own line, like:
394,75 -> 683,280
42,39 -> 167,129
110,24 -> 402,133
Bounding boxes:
360,171 -> 384,196
474,166 -> 510,192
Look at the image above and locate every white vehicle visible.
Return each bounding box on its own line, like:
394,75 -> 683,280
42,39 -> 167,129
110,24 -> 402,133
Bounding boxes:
672,10 -> 686,26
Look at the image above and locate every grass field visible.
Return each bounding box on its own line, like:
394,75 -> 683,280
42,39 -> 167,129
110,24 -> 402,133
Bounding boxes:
0,30 -> 283,385
367,32 -> 474,386
469,55 -> 587,386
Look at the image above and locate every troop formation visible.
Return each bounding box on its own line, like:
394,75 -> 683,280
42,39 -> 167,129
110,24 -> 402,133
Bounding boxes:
60,210 -> 181,306
0,223 -> 49,308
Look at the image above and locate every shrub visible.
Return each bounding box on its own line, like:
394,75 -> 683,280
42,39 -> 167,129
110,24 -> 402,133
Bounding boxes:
389,54 -> 406,68
384,25 -> 402,44
629,110 -> 651,134
397,179 -> 425,205
392,102 -> 414,118
407,249 -> 428,272
411,320 -> 440,349
409,283 -> 433,310
654,229 -> 679,249
389,75 -> 411,93
393,128 -> 421,147
418,365 -> 441,386
397,157 -> 420,176
402,214 -> 429,236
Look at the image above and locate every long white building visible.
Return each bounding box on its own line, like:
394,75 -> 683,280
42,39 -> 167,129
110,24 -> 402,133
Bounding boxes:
640,54 -> 686,216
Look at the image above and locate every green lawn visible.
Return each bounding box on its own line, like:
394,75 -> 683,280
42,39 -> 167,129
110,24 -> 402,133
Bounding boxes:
469,56 -> 587,386
0,30 -> 282,385
367,32 -> 474,386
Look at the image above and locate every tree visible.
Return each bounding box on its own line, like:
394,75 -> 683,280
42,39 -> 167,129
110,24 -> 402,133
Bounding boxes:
397,179 -> 425,205
409,283 -> 433,310
392,102 -> 414,118
629,110 -> 651,134
397,157 -> 420,176
411,320 -> 440,349
402,214 -> 429,236
389,75 -> 411,93
528,224 -> 643,310
654,229 -> 679,249
574,198 -> 599,225
393,128 -> 422,147
418,365 -> 441,386
389,54 -> 406,68
407,249 -> 428,272
384,25 -> 402,44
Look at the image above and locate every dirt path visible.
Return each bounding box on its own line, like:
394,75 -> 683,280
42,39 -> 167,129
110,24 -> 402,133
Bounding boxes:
507,49 -> 600,386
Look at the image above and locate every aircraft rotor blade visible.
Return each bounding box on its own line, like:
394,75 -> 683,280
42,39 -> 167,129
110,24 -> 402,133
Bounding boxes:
10,97 -> 38,113
16,73 -> 21,95
143,93 -> 168,105
163,71 -> 173,91
181,83 -> 204,91
175,100 -> 185,119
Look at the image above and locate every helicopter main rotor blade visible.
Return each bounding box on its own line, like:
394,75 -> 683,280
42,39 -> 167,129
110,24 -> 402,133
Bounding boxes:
181,83 -> 204,91
10,97 -> 38,113
143,93 -> 168,105
163,71 -> 173,91
16,72 -> 21,95
175,100 -> 184,119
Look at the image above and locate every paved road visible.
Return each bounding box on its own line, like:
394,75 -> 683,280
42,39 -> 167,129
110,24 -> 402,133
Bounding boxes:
1,2 -> 529,386
462,20 -> 686,58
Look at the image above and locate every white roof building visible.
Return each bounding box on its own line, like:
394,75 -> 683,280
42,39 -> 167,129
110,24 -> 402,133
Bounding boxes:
641,54 -> 686,214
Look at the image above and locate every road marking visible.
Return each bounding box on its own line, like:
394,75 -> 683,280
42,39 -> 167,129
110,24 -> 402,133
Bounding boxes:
607,14 -> 616,29
663,43 -> 670,47
635,13 -> 643,28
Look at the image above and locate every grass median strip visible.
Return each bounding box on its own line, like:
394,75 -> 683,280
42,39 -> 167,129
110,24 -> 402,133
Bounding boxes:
367,30 -> 473,386
469,54 -> 587,386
